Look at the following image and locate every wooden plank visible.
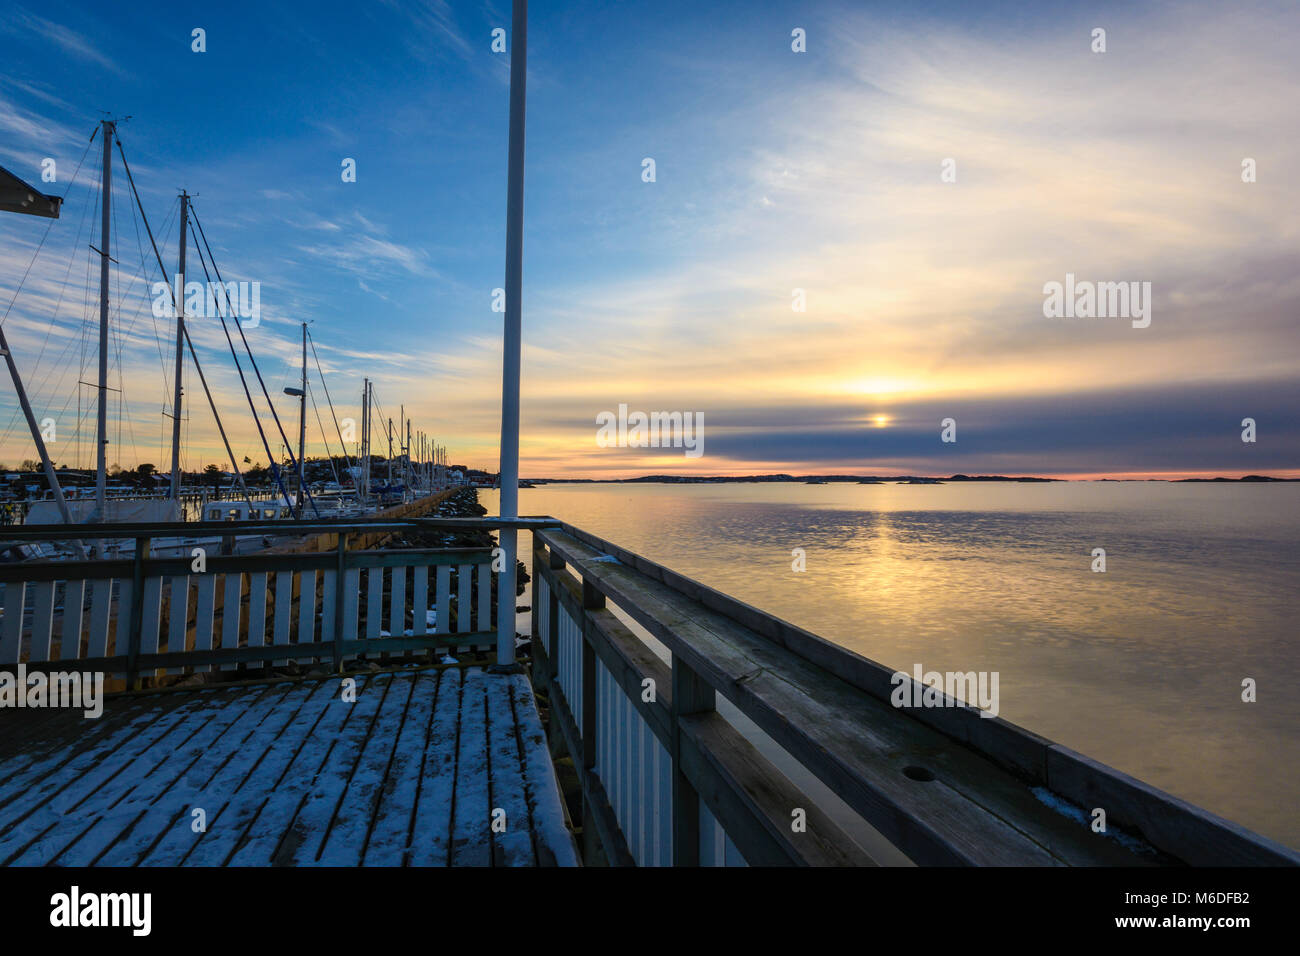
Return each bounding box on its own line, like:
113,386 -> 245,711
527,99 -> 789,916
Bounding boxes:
456,565 -> 470,633
412,565 -> 428,636
698,799 -> 723,866
272,674 -> 392,865
315,673 -> 417,865
477,563 -> 490,632
0,692 -> 226,864
656,728 -> 672,865
166,576 -> 190,658
83,683 -> 298,867
86,579 -> 111,659
724,832 -> 746,867
319,569 -> 336,644
0,695 -> 165,815
449,668 -> 491,865
246,572 -> 268,648
509,675 -> 579,866
44,687 -> 274,866
435,565 -> 450,637
540,575 -> 552,654
29,581 -> 55,664
362,671 -> 440,865
366,567 -> 383,640
484,673 -> 534,866
341,568 -> 360,642
677,711 -> 874,866
389,565 -> 406,637
114,580 -> 133,661
1,581 -> 24,665
407,667 -> 461,866
273,572 -> 293,648
297,569 -> 316,663
626,687 -> 640,855
542,652 -> 634,866
60,579 -> 86,661
1045,744 -> 1300,866
599,664 -> 614,820
0,546 -> 495,585
138,577 -> 164,657
184,679 -> 351,866
671,652 -> 714,867
637,717 -> 652,863
136,680 -> 328,866
193,574 -> 216,672
219,573 -> 242,671
585,604 -> 672,746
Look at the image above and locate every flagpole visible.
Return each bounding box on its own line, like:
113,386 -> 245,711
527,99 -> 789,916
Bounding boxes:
495,0 -> 527,669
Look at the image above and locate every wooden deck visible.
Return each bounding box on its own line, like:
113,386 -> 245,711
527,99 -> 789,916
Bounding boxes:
0,667 -> 578,866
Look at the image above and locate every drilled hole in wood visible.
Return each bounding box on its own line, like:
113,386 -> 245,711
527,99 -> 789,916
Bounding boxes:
903,765 -> 936,782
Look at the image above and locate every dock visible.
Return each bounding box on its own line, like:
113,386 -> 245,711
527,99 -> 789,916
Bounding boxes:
0,667 -> 574,866
1,515 -> 1297,867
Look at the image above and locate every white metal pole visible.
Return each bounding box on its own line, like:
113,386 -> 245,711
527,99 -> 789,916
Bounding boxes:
495,0 -> 527,668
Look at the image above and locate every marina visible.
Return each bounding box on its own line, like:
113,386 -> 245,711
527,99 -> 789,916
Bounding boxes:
0,0 -> 1296,898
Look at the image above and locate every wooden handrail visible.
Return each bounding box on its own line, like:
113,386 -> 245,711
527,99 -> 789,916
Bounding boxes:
534,535 -> 875,866
533,525 -> 1300,868
0,514 -> 562,544
0,546 -> 494,583
2,536 -> 502,680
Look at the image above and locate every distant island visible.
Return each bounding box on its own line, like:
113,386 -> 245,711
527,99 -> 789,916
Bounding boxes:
518,474 -> 1296,484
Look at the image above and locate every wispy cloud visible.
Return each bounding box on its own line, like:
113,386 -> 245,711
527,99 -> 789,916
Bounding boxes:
4,8 -> 121,75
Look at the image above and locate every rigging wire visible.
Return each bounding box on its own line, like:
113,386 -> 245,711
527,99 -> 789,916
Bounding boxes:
186,217 -> 294,510
0,129 -> 95,330
113,131 -> 255,510
189,203 -> 319,517
307,328 -> 356,482
0,137 -> 97,451
308,383 -> 342,488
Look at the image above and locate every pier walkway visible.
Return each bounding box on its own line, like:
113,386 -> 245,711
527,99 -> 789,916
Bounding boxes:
0,667 -> 576,866
1,515 -> 1296,867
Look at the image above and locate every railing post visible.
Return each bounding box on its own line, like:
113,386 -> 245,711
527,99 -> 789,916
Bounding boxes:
333,532 -> 348,672
530,535 -> 545,678
529,536 -> 543,642
126,536 -> 150,691
546,547 -> 563,686
671,654 -> 715,866
579,577 -> 602,862
580,579 -> 602,772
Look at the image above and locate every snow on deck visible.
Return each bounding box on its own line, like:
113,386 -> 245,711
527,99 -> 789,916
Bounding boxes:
0,667 -> 578,866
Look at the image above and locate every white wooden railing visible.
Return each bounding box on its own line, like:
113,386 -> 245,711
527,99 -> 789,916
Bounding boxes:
0,522 -> 499,687
532,524 -> 1300,868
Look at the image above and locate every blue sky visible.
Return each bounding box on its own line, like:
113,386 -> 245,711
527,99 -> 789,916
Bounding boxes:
1,0 -> 1297,478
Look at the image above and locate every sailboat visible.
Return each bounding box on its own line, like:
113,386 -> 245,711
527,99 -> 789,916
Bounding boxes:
2,118 -> 452,559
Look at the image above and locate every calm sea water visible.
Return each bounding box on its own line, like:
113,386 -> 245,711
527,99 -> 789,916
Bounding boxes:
486,481 -> 1300,853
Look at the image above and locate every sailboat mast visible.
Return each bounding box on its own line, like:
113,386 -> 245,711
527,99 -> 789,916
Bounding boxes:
297,321 -> 306,515
169,191 -> 188,501
95,118 -> 114,518
361,378 -> 370,506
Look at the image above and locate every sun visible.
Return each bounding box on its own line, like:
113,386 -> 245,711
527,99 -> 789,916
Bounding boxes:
871,414 -> 890,427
